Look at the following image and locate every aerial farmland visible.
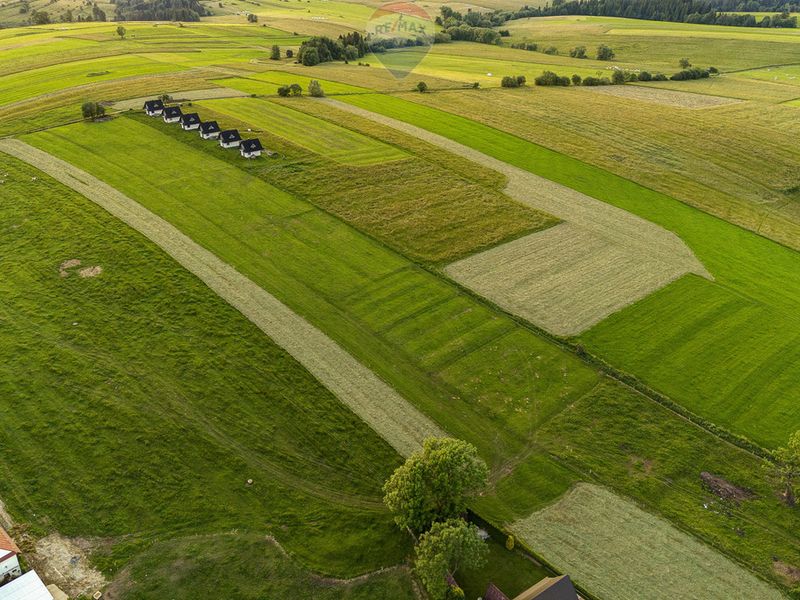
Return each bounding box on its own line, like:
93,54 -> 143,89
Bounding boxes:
0,1 -> 798,599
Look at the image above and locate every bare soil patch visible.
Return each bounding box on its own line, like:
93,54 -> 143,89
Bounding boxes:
774,559 -> 800,585
701,471 -> 756,502
59,258 -> 81,277
589,85 -> 741,109
79,265 -> 103,278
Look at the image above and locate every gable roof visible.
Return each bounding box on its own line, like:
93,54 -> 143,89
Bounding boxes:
180,113 -> 200,125
513,576 -> 578,600
484,583 -> 511,600
200,121 -> 220,133
143,99 -> 164,111
0,571 -> 53,600
220,129 -> 241,142
241,138 -> 263,152
163,106 -> 182,118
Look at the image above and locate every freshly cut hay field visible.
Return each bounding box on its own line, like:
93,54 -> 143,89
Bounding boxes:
732,64 -> 800,87
0,151 -> 411,582
201,97 -> 407,166
335,93 -> 800,446
0,54 -> 187,107
592,84 -> 740,108
326,99 -> 709,336
512,484 -> 784,600
445,222 -> 690,336
112,87 -> 248,111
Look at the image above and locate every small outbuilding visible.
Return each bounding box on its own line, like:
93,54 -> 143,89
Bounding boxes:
0,527 -> 21,586
143,99 -> 164,116
240,138 -> 263,159
219,129 -> 242,149
180,113 -> 201,131
0,571 -> 53,600
162,106 -> 182,123
199,121 -> 221,140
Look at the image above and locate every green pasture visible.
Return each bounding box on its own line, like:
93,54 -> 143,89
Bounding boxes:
200,96 -> 406,165
240,70 -> 368,94
336,92 -> 800,448
0,152 -> 410,580
732,64 -> 800,86
0,54 -> 186,107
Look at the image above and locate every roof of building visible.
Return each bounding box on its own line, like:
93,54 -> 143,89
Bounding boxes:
484,582 -> 511,600
220,129 -> 241,142
143,99 -> 164,111
0,527 -> 20,557
0,571 -> 53,600
512,575 -> 578,600
241,138 -> 263,152
200,121 -> 220,133
163,106 -> 182,118
180,113 -> 200,125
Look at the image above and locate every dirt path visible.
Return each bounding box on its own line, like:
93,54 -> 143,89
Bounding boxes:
0,139 -> 445,458
325,99 -> 711,336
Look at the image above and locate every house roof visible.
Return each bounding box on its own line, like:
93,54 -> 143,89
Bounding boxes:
0,527 -> 20,556
241,138 -> 263,152
180,113 -> 200,125
0,571 -> 53,600
200,121 -> 220,133
220,129 -> 241,142
484,583 -> 511,600
143,99 -> 164,111
163,106 -> 182,118
512,575 -> 578,600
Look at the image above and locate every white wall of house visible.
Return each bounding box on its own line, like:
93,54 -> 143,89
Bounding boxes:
0,553 -> 21,583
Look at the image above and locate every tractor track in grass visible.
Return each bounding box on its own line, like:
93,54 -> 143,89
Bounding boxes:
0,138 -> 446,461
324,98 -> 712,337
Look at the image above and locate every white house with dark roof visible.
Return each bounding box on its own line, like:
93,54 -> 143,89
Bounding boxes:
162,106 -> 182,123
180,113 -> 201,131
240,138 -> 263,159
0,528 -> 21,586
143,99 -> 164,116
219,129 -> 242,148
0,571 -> 54,600
199,121 -> 221,140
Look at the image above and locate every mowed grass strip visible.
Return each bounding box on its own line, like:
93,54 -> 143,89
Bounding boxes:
0,54 -> 187,107
0,151 -> 409,579
513,484 -> 784,600
200,96 -> 407,166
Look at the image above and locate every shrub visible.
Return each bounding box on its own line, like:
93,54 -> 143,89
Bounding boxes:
343,45 -> 358,61
277,85 -> 290,97
569,46 -> 587,58
534,70 -> 569,86
308,79 -> 324,97
416,81 -> 428,93
638,70 -> 652,81
582,76 -> 610,86
501,75 -> 519,87
505,535 -> 515,551
270,44 -> 280,60
652,73 -> 668,81
571,73 -> 582,85
247,12 -> 257,22
679,57 -> 691,68
289,83 -> 302,96
543,45 -> 558,55
670,67 -> 711,81
81,101 -> 105,120
612,70 -> 626,85
434,32 -> 452,43
286,49 -> 294,59
300,46 -> 319,66
515,75 -> 526,86
709,66 -> 719,74
596,44 -> 615,60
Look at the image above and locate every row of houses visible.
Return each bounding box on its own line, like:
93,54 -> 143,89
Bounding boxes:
143,100 -> 265,159
1,527 -> 66,600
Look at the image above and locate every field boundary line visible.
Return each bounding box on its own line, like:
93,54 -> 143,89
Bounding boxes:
0,138 -> 445,458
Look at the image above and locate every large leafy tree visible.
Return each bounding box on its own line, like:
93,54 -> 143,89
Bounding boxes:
415,519 -> 488,600
383,438 -> 488,533
771,430 -> 800,506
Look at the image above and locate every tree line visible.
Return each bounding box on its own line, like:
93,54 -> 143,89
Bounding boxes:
111,0 -> 209,22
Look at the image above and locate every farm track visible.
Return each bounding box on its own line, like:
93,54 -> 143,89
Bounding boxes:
0,138 -> 446,459
326,99 -> 711,336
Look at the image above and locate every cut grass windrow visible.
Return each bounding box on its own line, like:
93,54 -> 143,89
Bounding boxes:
0,138 -> 445,458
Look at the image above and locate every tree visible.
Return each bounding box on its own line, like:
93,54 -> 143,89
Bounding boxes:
270,44 -> 280,60
612,69 -> 626,84
286,49 -> 294,59
277,85 -> 290,97
769,431 -> 800,506
679,57 -> 691,68
543,45 -> 558,55
416,81 -> 428,93
569,45 -> 587,58
596,44 -> 615,60
415,519 -> 488,600
343,44 -> 359,62
289,83 -> 302,96
116,25 -> 126,39
31,10 -> 50,24
300,46 -> 319,66
81,101 -> 105,120
247,12 -> 257,22
501,75 -> 519,88
308,79 -> 324,97
383,437 -> 488,533
571,73 -> 582,85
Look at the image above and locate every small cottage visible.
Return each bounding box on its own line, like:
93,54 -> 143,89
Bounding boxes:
199,121 -> 221,140
240,138 -> 263,159
486,575 -> 580,600
162,106 -> 182,124
143,99 -> 164,116
0,528 -> 20,587
180,113 -> 201,131
219,129 -> 242,149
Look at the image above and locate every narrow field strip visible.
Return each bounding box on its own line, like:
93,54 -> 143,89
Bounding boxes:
112,87 -> 249,111
512,484 -> 785,600
0,138 -> 445,458
326,99 -> 711,336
